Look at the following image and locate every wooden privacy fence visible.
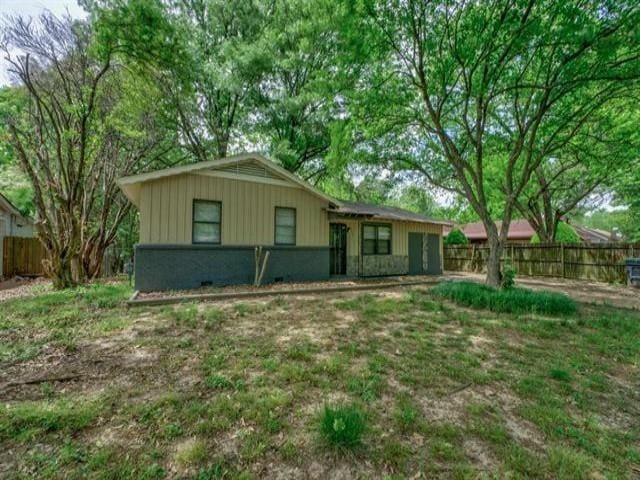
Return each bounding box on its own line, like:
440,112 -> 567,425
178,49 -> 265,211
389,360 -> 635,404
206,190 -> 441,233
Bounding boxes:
444,243 -> 639,283
2,236 -> 46,278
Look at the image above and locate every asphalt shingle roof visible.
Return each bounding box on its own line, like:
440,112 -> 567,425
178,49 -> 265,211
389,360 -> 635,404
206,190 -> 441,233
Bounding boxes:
335,200 -> 452,226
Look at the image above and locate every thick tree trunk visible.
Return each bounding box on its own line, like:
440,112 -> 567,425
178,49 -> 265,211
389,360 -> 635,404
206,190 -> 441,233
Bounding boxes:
485,231 -> 504,287
43,249 -> 81,289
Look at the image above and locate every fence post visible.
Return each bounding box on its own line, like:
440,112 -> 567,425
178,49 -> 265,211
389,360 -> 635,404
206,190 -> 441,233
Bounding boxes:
11,236 -> 16,278
560,242 -> 565,278
471,244 -> 476,272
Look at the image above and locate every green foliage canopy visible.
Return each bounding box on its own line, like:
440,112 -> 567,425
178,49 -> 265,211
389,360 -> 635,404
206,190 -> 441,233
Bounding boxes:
445,229 -> 469,246
531,222 -> 581,244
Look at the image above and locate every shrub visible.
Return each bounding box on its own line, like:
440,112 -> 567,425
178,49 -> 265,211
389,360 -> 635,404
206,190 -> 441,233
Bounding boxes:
531,222 -> 581,244
501,262 -> 516,290
432,281 -> 577,316
445,228 -> 469,245
319,404 -> 366,448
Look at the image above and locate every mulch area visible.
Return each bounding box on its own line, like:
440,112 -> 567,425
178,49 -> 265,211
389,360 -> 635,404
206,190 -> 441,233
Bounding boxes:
0,277 -> 51,302
137,275 -> 433,300
132,275 -> 442,305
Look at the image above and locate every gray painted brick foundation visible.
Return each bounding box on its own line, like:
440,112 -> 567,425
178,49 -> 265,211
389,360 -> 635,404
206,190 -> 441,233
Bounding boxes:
134,244 -> 330,292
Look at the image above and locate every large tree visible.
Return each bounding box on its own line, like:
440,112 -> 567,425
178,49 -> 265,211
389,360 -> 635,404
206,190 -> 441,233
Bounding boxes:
515,102 -> 640,242
2,13 -> 173,287
252,0 -> 351,181
345,0 -> 640,285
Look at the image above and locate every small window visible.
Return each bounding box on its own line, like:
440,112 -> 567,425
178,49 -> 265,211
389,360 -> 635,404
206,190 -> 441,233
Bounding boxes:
362,224 -> 391,255
192,200 -> 221,244
275,207 -> 296,245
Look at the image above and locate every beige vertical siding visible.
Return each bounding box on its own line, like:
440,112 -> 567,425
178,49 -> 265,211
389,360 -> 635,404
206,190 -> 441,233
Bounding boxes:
330,218 -> 442,256
139,173 -> 330,246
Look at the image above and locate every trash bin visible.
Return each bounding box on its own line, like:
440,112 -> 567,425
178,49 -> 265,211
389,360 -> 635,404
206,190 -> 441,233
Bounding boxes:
625,258 -> 640,287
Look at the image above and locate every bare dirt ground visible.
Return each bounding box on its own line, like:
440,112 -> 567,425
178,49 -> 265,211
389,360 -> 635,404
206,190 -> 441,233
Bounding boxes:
447,271 -> 640,310
0,277 -> 51,302
3,272 -> 637,310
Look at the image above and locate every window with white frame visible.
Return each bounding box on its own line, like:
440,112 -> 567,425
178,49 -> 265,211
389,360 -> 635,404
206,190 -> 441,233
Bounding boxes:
275,207 -> 296,245
192,200 -> 221,244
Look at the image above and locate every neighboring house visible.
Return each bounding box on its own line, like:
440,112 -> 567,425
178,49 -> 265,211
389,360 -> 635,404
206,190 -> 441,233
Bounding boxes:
573,225 -> 622,244
461,219 -> 535,244
459,219 -> 621,245
118,153 -> 451,292
0,192 -> 35,279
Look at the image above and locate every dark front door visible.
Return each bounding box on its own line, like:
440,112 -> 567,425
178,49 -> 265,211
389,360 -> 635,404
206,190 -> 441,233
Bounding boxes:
330,223 -> 347,275
426,233 -> 442,274
408,232 -> 424,275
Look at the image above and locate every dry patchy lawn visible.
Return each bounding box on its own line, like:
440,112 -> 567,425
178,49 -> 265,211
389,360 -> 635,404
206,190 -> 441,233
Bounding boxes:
0,282 -> 639,479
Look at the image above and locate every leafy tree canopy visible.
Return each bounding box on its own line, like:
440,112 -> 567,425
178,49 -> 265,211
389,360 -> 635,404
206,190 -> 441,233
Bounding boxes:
445,229 -> 469,246
531,222 -> 581,244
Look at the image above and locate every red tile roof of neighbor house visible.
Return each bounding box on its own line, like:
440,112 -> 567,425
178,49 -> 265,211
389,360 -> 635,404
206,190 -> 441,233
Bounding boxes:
461,219 -> 535,241
453,219 -> 622,243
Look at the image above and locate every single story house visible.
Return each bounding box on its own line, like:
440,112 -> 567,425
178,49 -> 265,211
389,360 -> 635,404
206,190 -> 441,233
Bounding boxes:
118,153 -> 451,292
0,192 -> 35,279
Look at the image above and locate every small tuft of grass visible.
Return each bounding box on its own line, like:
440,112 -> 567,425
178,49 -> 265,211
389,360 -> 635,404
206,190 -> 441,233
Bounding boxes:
432,281 -> 577,316
393,397 -> 420,433
205,374 -> 235,390
170,305 -> 199,327
550,368 -> 572,382
175,438 -> 207,466
319,403 -> 366,449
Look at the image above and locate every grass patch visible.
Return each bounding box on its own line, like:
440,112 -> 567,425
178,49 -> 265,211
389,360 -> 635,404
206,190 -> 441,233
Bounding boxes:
2,280 -> 638,478
319,404 -> 366,449
0,397 -> 103,441
432,281 -> 577,316
175,438 -> 207,466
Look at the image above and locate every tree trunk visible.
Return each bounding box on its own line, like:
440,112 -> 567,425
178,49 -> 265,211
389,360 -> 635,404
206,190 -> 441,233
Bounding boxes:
44,251 -> 78,289
485,233 -> 504,287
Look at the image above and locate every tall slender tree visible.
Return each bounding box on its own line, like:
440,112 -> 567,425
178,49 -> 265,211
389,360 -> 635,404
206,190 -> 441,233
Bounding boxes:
2,13 -> 173,287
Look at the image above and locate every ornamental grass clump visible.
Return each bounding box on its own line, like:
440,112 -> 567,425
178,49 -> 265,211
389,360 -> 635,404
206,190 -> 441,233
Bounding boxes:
319,404 -> 366,449
432,281 -> 577,316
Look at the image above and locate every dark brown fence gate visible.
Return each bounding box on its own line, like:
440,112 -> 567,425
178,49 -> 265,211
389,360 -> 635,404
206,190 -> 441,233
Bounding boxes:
444,243 -> 639,283
2,236 -> 46,278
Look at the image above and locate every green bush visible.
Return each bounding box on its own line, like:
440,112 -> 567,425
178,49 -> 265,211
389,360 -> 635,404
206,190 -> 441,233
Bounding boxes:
445,228 -> 469,245
432,281 -> 577,316
501,262 -> 516,290
531,222 -> 581,244
319,404 -> 366,448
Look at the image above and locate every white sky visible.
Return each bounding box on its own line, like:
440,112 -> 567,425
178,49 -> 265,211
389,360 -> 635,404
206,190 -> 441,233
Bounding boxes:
0,0 -> 87,86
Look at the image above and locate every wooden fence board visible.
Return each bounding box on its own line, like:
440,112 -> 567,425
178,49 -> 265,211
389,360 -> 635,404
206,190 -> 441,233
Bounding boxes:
2,236 -> 46,278
444,242 -> 639,283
